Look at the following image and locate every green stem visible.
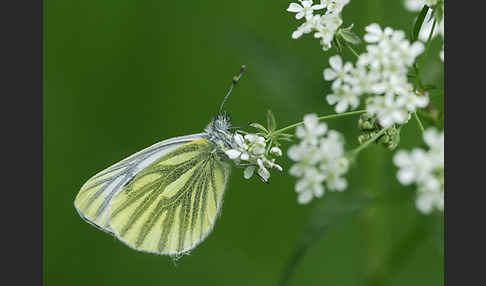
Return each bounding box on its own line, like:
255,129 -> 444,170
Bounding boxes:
414,18 -> 437,91
273,110 -> 366,135
349,127 -> 388,157
345,41 -> 360,58
413,111 -> 425,133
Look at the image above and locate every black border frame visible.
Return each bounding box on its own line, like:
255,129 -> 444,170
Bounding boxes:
3,0 -> 43,284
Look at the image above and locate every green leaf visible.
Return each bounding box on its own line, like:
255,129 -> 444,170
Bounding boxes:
279,192 -> 372,286
412,6 -> 429,42
249,122 -> 268,133
267,110 -> 277,132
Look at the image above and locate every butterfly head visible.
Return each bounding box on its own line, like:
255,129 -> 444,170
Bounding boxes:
204,113 -> 233,150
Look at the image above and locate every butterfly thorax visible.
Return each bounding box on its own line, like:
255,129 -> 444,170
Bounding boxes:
203,113 -> 234,153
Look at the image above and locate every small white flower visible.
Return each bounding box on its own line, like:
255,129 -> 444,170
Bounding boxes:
244,165 -> 256,179
366,93 -> 409,127
326,85 -> 360,113
393,127 -> 444,214
423,128 -> 444,152
323,55 -> 353,90
394,149 -> 433,184
289,116 -> 349,204
225,149 -> 242,160
288,143 -> 324,176
225,134 -> 251,161
397,91 -> 429,112
226,132 -> 282,181
292,26 -> 306,39
360,45 -> 391,72
320,12 -> 343,30
416,190 -> 443,214
324,158 -> 349,191
295,167 -> 326,204
287,0 -> 324,20
292,16 -> 320,39
396,42 -> 424,67
295,113 -> 328,145
364,23 -> 393,43
369,75 -> 410,97
245,134 -> 266,155
348,65 -> 378,95
320,0 -> 350,14
234,133 -> 246,148
286,1 -> 344,50
314,24 -> 335,45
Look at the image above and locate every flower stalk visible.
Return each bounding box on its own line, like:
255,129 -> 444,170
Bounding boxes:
349,127 -> 388,157
273,110 -> 367,136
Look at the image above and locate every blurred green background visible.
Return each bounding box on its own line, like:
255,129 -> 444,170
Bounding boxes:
44,0 -> 444,285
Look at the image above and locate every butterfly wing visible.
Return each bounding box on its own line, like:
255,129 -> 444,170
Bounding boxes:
74,133 -> 205,233
107,139 -> 230,255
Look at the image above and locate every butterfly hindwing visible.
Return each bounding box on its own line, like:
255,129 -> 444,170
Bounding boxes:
74,134 -> 204,233
108,139 -> 230,255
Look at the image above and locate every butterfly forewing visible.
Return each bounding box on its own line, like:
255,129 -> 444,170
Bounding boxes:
108,139 -> 230,255
74,134 -> 204,233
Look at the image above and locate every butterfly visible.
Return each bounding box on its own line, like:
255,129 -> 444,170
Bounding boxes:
74,66 -> 246,256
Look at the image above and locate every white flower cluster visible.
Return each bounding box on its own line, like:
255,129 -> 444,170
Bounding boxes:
287,114 -> 349,204
403,0 -> 444,61
225,133 -> 282,182
323,24 -> 429,127
286,0 -> 350,51
393,128 -> 444,214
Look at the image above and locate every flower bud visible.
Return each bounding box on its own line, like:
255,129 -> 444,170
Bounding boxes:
358,113 -> 377,131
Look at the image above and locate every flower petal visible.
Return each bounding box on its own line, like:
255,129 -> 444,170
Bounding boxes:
225,149 -> 241,160
286,3 -> 303,13
329,55 -> 343,71
244,166 -> 255,179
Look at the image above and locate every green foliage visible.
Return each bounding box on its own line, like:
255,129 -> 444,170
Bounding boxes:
279,192 -> 373,286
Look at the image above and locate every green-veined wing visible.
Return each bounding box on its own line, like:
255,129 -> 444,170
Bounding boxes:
108,139 -> 230,255
74,134 -> 204,233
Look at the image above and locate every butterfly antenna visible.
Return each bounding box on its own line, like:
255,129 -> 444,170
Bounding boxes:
218,65 -> 246,115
